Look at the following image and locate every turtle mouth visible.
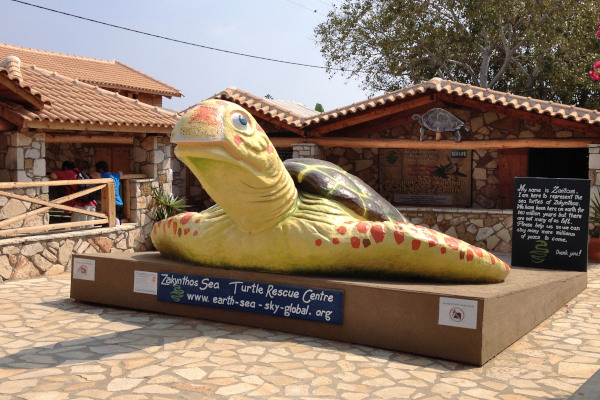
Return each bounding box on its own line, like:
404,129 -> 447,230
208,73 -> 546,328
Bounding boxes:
174,141 -> 263,174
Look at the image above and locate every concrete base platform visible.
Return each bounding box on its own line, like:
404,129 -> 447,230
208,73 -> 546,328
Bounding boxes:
70,252 -> 587,366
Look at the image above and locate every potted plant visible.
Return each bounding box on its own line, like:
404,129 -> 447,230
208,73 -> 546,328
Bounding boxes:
150,187 -> 188,222
589,192 -> 600,262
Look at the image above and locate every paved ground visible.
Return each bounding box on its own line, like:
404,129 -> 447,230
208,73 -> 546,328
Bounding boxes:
0,264 -> 599,400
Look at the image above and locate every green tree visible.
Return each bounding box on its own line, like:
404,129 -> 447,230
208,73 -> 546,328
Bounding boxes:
315,0 -> 600,108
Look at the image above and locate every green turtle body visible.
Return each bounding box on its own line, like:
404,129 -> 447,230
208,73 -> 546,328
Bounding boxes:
151,100 -> 510,283
284,158 -> 407,223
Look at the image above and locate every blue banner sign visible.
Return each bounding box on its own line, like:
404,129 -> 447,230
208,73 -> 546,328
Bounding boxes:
157,272 -> 344,324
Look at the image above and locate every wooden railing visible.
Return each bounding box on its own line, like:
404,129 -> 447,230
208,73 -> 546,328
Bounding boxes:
0,178 -> 116,237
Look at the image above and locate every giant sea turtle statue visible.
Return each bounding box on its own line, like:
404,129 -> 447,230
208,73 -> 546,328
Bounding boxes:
412,108 -> 468,142
151,99 -> 509,283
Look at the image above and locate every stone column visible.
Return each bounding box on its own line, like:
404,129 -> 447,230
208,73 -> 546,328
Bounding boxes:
132,134 -> 173,194
0,131 -> 48,227
292,143 -> 322,159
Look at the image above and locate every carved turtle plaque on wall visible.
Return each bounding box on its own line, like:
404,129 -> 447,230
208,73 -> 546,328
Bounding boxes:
412,108 -> 468,142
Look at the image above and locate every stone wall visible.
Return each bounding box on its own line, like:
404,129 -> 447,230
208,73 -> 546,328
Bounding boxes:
317,106 -> 589,210
399,207 -> 513,253
129,178 -> 161,250
0,131 -> 49,229
46,142 -> 96,173
132,135 -> 172,192
321,147 -> 379,189
0,224 -> 146,282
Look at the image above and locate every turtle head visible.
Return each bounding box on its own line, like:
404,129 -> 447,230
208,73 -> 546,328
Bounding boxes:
171,99 -> 297,233
172,99 -> 279,174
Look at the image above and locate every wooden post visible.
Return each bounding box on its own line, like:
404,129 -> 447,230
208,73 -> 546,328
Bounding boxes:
102,181 -> 117,227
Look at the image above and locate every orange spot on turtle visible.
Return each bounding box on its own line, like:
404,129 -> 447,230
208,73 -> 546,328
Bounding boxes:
351,237 -> 360,248
371,224 -> 385,243
162,223 -> 167,232
153,225 -> 157,235
315,239 -> 322,246
193,231 -> 198,236
441,247 -> 447,254
394,231 -> 404,244
184,228 -> 190,235
466,249 -> 474,261
444,237 -> 460,250
195,218 -> 202,223
363,239 -> 371,248
356,222 -> 370,233
412,240 -> 421,250
234,134 -> 243,146
167,219 -> 172,228
504,262 -> 510,271
423,233 -> 438,247
333,238 -> 340,244
191,105 -> 220,122
177,228 -> 182,237
337,226 -> 347,235
459,250 -> 465,260
267,145 -> 274,154
490,255 -> 497,264
180,213 -> 193,225
172,222 -> 178,235
470,245 -> 484,257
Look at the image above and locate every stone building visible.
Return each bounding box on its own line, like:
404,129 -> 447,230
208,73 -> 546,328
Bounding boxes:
0,44 -> 182,281
195,79 -> 600,253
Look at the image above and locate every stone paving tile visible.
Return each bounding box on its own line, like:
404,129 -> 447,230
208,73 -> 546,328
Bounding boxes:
0,265 -> 599,399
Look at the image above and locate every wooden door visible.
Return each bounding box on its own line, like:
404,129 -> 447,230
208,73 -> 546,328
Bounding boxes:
497,148 -> 528,209
93,145 -> 131,174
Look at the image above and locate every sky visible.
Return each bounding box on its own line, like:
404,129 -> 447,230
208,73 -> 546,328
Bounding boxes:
1,0 -> 373,112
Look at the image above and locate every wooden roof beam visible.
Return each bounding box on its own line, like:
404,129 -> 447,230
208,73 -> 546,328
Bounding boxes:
306,96 -> 435,137
45,134 -> 134,144
25,120 -> 172,134
308,137 -> 600,149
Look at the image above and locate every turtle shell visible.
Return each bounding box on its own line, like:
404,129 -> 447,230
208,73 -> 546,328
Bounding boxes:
284,158 -> 407,222
417,108 -> 465,132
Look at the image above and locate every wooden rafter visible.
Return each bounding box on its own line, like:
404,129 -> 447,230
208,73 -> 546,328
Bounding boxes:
306,96 -> 435,137
306,137 -> 600,149
45,134 -> 135,144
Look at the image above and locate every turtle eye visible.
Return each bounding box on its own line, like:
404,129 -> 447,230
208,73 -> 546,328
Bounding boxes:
231,112 -> 251,134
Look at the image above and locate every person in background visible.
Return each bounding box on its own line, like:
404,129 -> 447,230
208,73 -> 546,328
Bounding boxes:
92,161 -> 124,225
49,161 -> 97,222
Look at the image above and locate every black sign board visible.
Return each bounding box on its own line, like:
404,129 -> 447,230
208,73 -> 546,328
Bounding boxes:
158,272 -> 344,324
512,177 -> 589,271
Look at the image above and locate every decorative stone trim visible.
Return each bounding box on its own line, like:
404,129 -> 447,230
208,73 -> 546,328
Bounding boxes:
0,223 -> 146,282
399,207 -> 513,253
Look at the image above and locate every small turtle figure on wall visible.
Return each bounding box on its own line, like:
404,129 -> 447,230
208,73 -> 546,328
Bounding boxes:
412,108 -> 468,142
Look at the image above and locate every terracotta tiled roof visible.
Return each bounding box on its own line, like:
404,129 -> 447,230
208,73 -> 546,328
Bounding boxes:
302,78 -> 600,127
0,61 -> 177,132
215,78 -> 600,131
213,87 -> 314,128
0,56 -> 48,108
267,99 -> 321,118
0,43 -> 182,98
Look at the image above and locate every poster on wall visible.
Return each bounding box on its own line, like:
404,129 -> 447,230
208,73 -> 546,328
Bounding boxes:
511,177 -> 589,271
379,149 -> 472,206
